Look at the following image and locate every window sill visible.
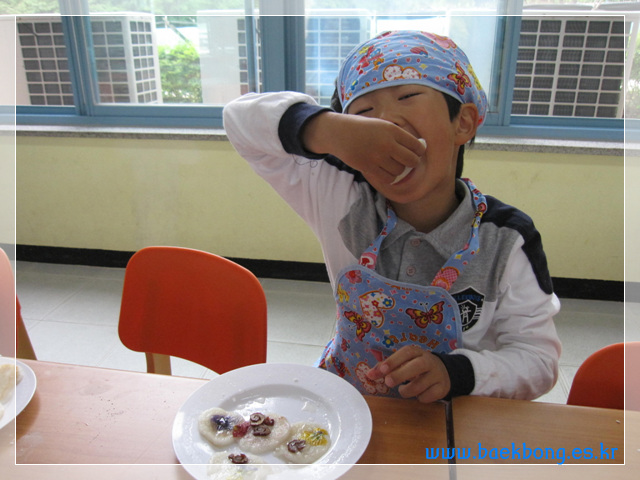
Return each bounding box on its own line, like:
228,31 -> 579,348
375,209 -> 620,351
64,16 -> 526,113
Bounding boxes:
12,124 -> 624,156
13,124 -> 228,142
474,135 -> 623,157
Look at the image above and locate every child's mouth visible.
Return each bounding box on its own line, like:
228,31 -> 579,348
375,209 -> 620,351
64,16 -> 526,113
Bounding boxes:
391,138 -> 426,185
391,166 -> 413,185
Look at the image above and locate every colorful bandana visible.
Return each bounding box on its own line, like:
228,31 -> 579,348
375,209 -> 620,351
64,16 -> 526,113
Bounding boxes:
337,30 -> 488,126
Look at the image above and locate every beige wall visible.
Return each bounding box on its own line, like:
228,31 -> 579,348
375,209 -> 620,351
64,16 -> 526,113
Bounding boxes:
15,135 -> 624,282
16,136 -> 323,263
465,148 -> 624,283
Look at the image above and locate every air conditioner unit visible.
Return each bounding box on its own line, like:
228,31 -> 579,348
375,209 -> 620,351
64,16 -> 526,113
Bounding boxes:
512,14 -> 633,118
16,14 -> 162,106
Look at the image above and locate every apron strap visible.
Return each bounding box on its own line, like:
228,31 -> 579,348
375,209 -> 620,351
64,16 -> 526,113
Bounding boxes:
431,178 -> 487,290
359,206 -> 397,270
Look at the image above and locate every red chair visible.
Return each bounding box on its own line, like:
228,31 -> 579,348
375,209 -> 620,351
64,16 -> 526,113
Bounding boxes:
118,246 -> 267,375
567,342 -> 624,409
0,247 -> 36,360
16,298 -> 37,360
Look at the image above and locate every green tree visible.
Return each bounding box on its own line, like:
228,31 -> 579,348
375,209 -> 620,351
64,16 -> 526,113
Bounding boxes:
1,0 -> 59,14
158,41 -> 202,103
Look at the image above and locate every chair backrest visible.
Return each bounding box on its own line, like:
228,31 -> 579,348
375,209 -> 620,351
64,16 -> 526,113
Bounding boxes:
118,246 -> 267,375
626,341 -> 640,411
1,248 -> 37,360
0,247 -> 16,357
567,342 -> 624,409
16,298 -> 37,360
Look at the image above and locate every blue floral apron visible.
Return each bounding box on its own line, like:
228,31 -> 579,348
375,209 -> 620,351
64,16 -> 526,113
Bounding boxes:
318,179 -> 487,396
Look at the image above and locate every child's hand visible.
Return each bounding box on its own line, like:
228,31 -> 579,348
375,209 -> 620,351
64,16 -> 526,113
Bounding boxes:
366,345 -> 451,403
302,112 -> 425,184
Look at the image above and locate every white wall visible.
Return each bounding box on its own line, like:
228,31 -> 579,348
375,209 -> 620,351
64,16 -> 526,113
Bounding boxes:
0,17 -> 16,246
0,16 -> 16,105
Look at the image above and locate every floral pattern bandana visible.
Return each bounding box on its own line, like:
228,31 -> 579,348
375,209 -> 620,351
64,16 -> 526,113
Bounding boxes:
337,30 -> 488,126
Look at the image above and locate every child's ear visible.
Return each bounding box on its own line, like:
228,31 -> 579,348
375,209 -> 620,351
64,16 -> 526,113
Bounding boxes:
454,104 -> 479,145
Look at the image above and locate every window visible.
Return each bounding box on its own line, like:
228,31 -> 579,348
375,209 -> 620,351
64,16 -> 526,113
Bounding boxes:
13,13 -> 251,127
3,0 -> 632,140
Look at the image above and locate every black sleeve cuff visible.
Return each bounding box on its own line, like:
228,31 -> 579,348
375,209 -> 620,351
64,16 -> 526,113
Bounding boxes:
432,352 -> 475,399
278,102 -> 332,158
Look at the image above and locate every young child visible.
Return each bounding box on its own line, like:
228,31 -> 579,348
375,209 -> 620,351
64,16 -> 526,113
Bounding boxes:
223,30 -> 561,402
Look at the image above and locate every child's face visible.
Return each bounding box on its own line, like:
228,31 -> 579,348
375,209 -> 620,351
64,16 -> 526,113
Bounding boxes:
346,84 -> 475,207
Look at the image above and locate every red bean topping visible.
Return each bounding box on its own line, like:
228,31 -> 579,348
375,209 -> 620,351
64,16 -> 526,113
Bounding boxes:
228,453 -> 249,464
251,424 -> 271,436
287,439 -> 306,453
232,421 -> 250,438
250,413 -> 266,425
263,416 -> 275,426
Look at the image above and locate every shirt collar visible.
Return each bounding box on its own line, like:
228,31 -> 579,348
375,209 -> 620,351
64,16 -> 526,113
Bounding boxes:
377,179 -> 475,258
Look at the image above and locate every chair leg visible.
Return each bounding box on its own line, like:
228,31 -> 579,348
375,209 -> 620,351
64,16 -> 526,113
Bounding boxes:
145,352 -> 172,375
17,313 -> 37,360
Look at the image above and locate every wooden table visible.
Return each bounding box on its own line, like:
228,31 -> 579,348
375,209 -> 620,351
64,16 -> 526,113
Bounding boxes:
1,360 -> 449,479
448,396 -> 639,480
451,395 -> 628,465
2,360 -> 638,480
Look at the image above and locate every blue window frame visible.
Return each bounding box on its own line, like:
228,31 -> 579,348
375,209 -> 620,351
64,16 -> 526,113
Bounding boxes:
13,12 -> 626,141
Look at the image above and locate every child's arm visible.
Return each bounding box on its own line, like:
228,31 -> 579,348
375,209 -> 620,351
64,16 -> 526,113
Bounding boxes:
223,92 -> 355,221
455,240 -> 561,400
300,111 -> 425,186
223,91 -> 372,286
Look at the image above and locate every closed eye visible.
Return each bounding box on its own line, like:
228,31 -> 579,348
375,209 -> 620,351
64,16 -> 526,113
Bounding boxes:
354,107 -> 373,115
399,92 -> 421,101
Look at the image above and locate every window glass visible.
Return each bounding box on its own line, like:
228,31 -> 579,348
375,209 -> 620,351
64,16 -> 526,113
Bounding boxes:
0,17 -> 16,107
196,13 -> 262,104
302,2 -> 504,109
5,0 -> 632,135
1,1 -> 60,15
628,27 -> 640,121
14,12 -> 261,107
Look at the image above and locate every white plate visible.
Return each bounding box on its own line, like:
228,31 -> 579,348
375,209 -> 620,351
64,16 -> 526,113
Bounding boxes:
0,358 -> 37,430
172,363 -> 372,480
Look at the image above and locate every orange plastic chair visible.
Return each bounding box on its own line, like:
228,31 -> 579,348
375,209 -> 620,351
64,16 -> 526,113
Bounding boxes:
0,247 -> 36,360
16,298 -> 37,360
625,342 -> 640,411
567,342 -> 624,409
118,246 -> 267,375
0,247 -> 15,357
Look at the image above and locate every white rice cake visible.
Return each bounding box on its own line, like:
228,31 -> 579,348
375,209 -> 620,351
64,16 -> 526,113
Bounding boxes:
0,363 -> 19,404
207,451 -> 271,480
236,413 -> 290,455
275,422 -> 331,464
198,408 -> 245,447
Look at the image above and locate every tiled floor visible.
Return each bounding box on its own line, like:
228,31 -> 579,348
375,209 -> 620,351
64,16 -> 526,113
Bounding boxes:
14,261 -> 638,405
